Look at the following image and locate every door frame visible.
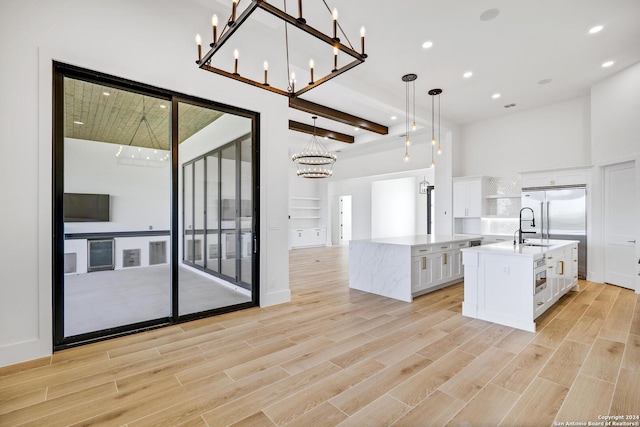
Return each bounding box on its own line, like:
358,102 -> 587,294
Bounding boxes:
52,62 -> 260,349
602,160 -> 637,290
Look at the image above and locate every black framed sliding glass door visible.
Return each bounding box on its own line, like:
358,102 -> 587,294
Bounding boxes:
179,100 -> 254,316
52,63 -> 259,349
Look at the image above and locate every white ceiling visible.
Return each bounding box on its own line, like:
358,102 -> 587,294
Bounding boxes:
190,0 -> 640,152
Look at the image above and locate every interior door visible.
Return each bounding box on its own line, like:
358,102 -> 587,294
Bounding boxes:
604,161 -> 636,289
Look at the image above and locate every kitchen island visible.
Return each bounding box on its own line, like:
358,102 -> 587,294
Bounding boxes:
461,239 -> 579,332
349,235 -> 482,302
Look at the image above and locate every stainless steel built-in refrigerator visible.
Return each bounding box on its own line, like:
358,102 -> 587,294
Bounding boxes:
521,186 -> 587,278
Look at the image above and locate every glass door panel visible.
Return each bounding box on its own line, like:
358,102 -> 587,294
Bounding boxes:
221,145 -> 237,279
60,76 -> 171,339
178,101 -> 252,316
183,163 -> 194,263
239,137 -> 253,286
206,153 -> 220,273
193,159 -> 206,268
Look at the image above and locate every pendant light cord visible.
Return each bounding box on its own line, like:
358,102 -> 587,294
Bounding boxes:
283,0 -> 293,92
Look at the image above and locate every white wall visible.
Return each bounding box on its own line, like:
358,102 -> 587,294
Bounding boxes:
589,62 -> 640,287
459,97 -> 591,177
456,63 -> 640,291
64,138 -> 171,233
591,62 -> 640,164
328,168 -> 435,243
371,177 -> 417,238
0,0 -> 290,367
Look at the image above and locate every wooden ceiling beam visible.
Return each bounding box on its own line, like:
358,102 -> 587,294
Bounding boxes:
289,120 -> 354,144
289,98 -> 388,135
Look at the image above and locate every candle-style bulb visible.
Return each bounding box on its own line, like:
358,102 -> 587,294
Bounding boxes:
195,33 -> 202,62
431,136 -> 436,145
332,8 -> 338,20
233,49 -> 239,74
412,122 -> 416,131
333,46 -> 338,71
232,0 -> 238,23
309,59 -> 314,68
309,59 -> 315,84
263,61 -> 269,85
332,8 -> 339,40
360,26 -> 365,37
212,15 -> 218,44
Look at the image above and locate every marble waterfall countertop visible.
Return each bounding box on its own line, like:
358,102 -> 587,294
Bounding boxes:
350,234 -> 483,247
461,239 -> 579,258
349,234 -> 483,302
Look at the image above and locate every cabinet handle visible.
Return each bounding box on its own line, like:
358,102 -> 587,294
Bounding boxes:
444,253 -> 448,265
419,249 -> 429,252
440,246 -> 449,250
422,257 -> 427,269
547,256 -> 553,260
559,261 -> 564,275
537,301 -> 544,306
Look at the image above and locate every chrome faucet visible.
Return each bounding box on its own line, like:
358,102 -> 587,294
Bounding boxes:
515,207 -> 536,245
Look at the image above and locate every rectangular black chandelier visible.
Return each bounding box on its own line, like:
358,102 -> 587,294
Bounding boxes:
195,0 -> 367,98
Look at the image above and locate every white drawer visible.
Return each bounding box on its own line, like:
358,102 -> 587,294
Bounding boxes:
412,246 -> 432,256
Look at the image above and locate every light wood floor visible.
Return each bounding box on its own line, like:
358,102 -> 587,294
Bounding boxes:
1,245 -> 639,426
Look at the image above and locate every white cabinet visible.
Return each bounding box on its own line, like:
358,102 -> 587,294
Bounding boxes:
290,197 -> 326,248
453,176 -> 488,235
453,178 -> 485,218
570,243 -> 579,287
546,246 -> 573,299
462,240 -> 579,332
521,166 -> 590,188
412,253 -> 438,293
411,241 -> 468,296
290,227 -> 326,248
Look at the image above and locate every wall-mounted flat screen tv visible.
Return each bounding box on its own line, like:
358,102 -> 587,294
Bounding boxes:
64,193 -> 110,222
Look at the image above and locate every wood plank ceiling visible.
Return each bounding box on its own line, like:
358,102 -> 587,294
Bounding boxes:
64,78 -> 224,149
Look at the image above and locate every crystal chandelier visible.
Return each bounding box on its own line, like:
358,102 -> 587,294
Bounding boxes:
291,116 -> 337,178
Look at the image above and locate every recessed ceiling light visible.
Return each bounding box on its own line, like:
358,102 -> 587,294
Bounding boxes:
492,93 -> 501,99
480,8 -> 500,21
73,120 -> 84,125
422,41 -> 433,49
589,25 -> 603,34
538,78 -> 552,85
160,105 -> 167,109
602,61 -> 614,68
463,71 -> 473,79
102,91 -> 110,96
353,127 -> 359,131
390,116 -> 397,120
